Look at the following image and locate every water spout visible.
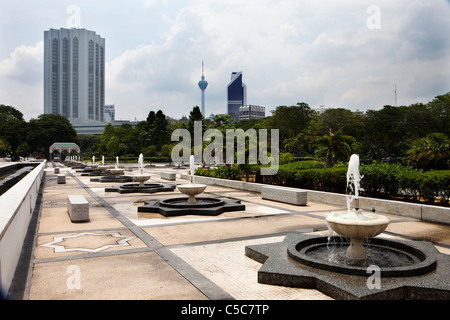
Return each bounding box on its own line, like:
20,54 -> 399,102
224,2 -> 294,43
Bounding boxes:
116,156 -> 119,169
138,153 -> 144,175
190,155 -> 195,184
347,154 -> 362,210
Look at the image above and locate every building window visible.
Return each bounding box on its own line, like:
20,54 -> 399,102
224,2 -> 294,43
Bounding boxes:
51,38 -> 59,114
88,40 -> 94,120
62,37 -> 69,118
72,37 -> 78,118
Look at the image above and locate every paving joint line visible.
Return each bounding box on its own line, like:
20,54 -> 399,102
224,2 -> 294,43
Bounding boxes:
67,170 -> 234,300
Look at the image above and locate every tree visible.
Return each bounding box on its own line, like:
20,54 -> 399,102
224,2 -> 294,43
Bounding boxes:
0,104 -> 28,160
150,110 -> 170,149
361,105 -> 409,160
314,128 -> 358,168
77,134 -> 100,155
0,139 -> 7,157
209,114 -> 235,134
27,113 -> 77,159
406,133 -> 450,170
188,106 -> 204,136
266,102 -> 314,143
314,108 -> 365,139
427,92 -> 450,136
284,133 -> 315,157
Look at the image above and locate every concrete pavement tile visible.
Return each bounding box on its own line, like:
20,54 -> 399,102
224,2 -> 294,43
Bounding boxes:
171,236 -> 333,300
386,221 -> 450,246
37,205 -> 125,234
29,252 -> 208,300
143,214 -> 326,246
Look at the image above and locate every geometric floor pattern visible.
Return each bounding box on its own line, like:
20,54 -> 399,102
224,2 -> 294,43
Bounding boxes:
40,232 -> 136,253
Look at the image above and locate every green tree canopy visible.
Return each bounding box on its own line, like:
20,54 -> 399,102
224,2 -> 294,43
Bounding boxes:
27,113 -> 77,159
406,133 -> 450,170
265,102 -> 314,143
314,128 -> 359,168
0,104 -> 28,160
188,106 -> 204,136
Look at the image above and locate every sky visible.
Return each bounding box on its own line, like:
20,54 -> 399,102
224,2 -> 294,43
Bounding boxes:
0,0 -> 449,122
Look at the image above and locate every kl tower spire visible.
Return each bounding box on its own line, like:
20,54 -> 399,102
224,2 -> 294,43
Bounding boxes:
198,59 -> 208,117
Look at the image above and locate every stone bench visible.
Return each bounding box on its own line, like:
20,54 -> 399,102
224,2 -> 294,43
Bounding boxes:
57,174 -> 66,184
261,185 -> 307,206
160,171 -> 176,181
54,167 -> 60,174
67,195 -> 89,222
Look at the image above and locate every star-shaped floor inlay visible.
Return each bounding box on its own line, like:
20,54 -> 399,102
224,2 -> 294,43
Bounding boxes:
41,232 -> 136,253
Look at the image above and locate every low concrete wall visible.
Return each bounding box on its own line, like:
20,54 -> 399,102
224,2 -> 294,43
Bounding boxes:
182,174 -> 450,225
0,161 -> 46,297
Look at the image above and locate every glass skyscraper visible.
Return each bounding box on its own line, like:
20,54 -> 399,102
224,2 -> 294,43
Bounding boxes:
44,28 -> 105,124
227,72 -> 247,122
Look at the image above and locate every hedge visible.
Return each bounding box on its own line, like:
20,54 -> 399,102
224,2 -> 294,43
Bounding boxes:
195,161 -> 450,205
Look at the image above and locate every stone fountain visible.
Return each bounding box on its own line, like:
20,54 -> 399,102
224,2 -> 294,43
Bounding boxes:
83,156 -> 109,177
133,153 -> 151,187
97,156 -> 108,173
80,156 -> 100,176
326,154 -> 390,261
105,154 -> 175,194
109,156 -> 125,177
177,155 -> 207,204
90,156 -> 133,183
138,155 -> 245,216
245,154 -> 450,300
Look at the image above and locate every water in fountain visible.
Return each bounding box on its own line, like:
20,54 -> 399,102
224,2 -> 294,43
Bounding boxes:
132,153 -> 151,187
138,153 -> 144,175
190,154 -> 195,183
326,154 -> 390,261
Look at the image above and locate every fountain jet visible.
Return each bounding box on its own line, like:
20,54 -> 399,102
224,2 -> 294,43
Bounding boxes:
326,154 -> 389,260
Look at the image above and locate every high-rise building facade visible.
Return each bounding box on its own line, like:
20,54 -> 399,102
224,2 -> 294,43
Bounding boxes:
44,28 -> 105,124
227,72 -> 247,122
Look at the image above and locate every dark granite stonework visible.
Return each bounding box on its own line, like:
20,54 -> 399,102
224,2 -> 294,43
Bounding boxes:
245,233 -> 450,300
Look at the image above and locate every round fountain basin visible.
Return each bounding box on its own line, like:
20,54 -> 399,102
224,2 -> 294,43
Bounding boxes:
109,169 -> 124,175
326,211 -> 390,240
119,183 -> 164,190
160,197 -> 224,208
177,183 -> 207,196
287,236 -> 437,277
133,175 -> 151,185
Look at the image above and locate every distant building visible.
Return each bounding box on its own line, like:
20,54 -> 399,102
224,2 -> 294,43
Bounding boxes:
239,105 -> 266,120
227,72 -> 247,122
197,60 -> 208,117
179,115 -> 189,123
104,104 -> 115,123
44,28 -> 105,125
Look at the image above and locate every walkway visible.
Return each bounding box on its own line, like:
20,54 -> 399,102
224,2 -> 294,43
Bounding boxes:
9,162 -> 450,300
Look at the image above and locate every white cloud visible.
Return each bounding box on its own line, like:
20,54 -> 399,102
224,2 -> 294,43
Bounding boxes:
1,0 -> 449,122
0,41 -> 43,120
0,41 -> 43,84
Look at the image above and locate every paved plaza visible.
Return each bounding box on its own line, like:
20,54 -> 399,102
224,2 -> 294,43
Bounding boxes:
10,162 -> 450,300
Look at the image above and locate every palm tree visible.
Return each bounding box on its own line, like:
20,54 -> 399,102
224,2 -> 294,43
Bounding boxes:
406,133 -> 450,170
314,128 -> 358,168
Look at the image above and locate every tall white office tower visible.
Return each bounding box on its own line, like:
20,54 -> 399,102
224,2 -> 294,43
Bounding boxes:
44,28 -> 105,124
198,60 -> 208,117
